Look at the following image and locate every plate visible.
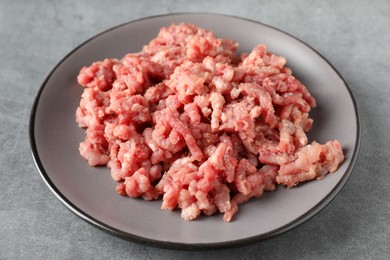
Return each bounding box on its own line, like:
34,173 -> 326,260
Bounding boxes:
29,13 -> 360,249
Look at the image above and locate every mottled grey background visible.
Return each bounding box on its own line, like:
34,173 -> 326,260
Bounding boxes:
1,0 -> 389,259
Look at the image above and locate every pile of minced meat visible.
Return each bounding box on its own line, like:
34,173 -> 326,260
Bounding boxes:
76,23 -> 344,222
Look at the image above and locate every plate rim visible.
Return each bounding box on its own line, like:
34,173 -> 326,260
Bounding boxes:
29,12 -> 361,250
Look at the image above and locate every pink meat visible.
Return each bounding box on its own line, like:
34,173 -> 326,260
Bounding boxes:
76,23 -> 345,222
220,97 -> 257,142
210,92 -> 225,131
106,93 -> 151,124
77,59 -> 118,91
167,61 -> 212,103
79,124 -> 109,166
277,140 -> 344,188
163,109 -> 204,161
123,167 -> 159,200
76,88 -> 110,128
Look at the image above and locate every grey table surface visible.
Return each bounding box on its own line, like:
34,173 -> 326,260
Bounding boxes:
1,0 -> 389,259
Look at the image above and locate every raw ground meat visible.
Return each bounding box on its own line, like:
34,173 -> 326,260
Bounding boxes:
76,23 -> 344,222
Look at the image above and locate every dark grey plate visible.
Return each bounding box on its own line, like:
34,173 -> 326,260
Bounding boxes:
29,13 -> 360,250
